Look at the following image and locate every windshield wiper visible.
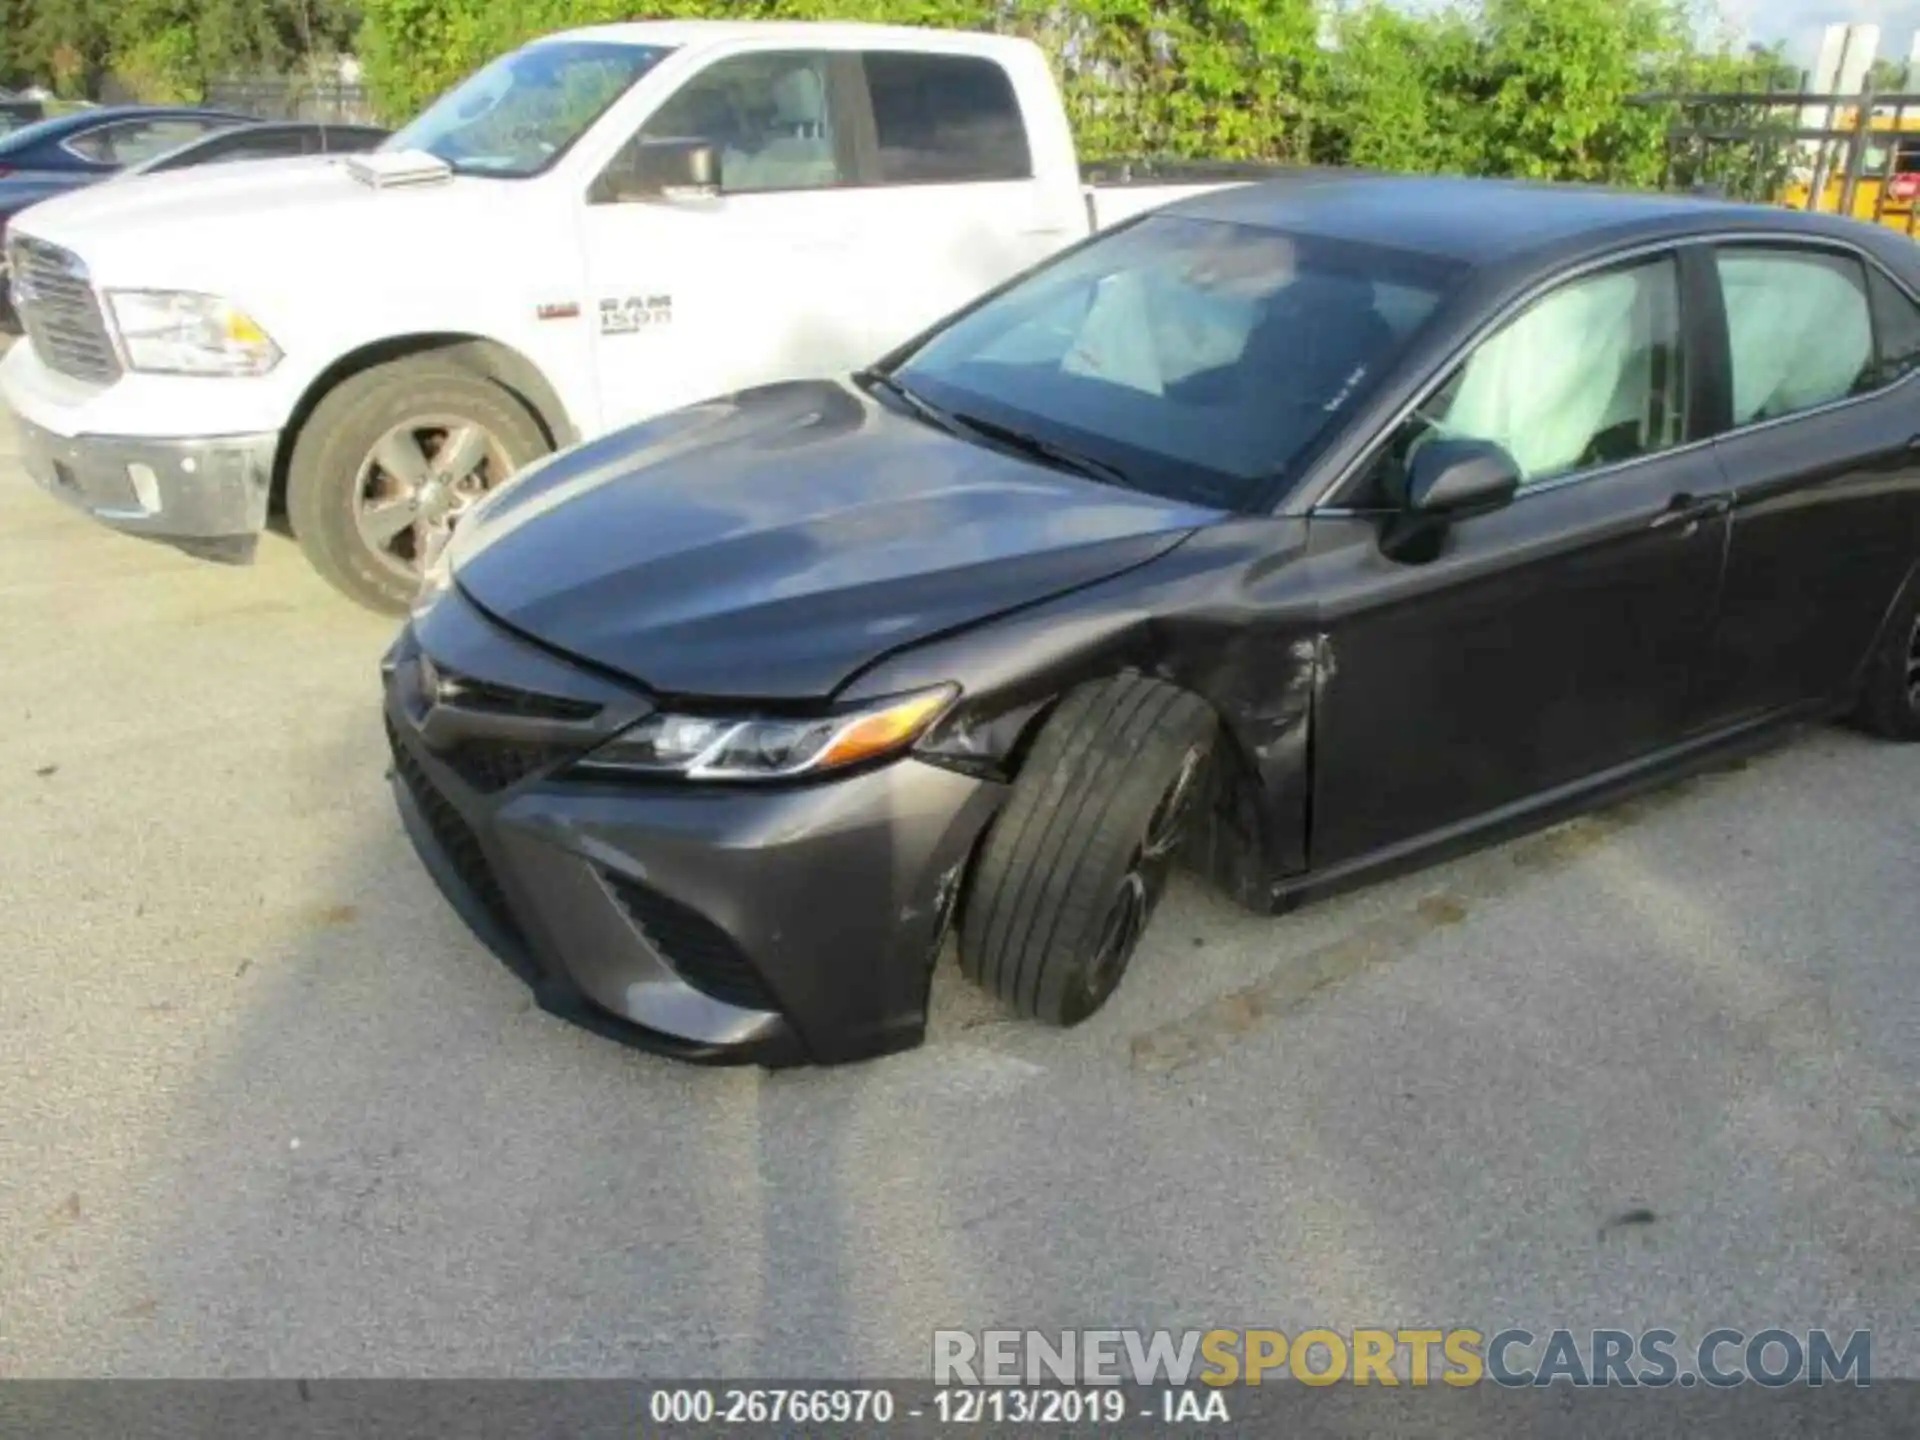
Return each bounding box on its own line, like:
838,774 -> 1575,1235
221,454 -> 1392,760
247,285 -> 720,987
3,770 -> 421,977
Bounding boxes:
854,369 -> 1138,492
852,369 -> 970,439
945,410 -> 1138,492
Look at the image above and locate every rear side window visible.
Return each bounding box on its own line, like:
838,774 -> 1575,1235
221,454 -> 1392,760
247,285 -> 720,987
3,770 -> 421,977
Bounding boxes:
1867,265 -> 1920,386
159,129 -> 307,169
66,118 -> 229,166
861,52 -> 1031,184
1715,246 -> 1872,425
212,130 -> 309,162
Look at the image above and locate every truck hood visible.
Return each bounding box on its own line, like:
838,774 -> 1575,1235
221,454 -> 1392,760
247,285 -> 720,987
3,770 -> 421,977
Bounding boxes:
10,157 -> 484,283
448,381 -> 1219,699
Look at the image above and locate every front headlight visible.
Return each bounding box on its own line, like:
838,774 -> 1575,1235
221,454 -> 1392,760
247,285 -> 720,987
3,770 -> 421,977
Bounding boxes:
576,684 -> 958,782
104,290 -> 282,376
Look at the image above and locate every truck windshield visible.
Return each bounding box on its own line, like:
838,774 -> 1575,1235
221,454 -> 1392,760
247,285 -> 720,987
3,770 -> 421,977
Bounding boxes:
889,215 -> 1462,510
386,40 -> 674,178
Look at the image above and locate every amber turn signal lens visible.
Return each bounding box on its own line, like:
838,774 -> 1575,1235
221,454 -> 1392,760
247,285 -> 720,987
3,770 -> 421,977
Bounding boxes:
814,685 -> 957,770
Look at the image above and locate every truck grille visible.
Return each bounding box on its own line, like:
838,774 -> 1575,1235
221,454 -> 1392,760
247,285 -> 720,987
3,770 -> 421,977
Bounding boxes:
603,872 -> 778,1013
8,235 -> 122,384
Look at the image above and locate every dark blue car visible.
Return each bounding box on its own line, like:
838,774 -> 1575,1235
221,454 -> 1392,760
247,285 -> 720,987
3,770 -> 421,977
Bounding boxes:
0,104 -> 253,228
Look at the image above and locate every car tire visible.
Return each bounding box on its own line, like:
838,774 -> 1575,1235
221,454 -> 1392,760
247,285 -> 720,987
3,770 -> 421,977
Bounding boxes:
959,675 -> 1217,1027
1853,580 -> 1920,742
287,356 -> 550,614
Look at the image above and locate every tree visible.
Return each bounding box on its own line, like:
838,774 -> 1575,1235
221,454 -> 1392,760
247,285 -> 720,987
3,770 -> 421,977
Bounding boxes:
1867,56 -> 1912,94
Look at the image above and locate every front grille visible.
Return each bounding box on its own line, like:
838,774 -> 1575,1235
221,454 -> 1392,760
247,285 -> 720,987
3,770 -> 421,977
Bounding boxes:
8,235 -> 121,384
415,659 -> 602,793
440,738 -> 574,793
389,722 -> 524,945
426,662 -> 601,723
603,872 -> 778,1012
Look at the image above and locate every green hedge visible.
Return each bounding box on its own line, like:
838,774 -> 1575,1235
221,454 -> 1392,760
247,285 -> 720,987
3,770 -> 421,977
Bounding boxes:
357,0 -> 1793,189
0,0 -> 1794,193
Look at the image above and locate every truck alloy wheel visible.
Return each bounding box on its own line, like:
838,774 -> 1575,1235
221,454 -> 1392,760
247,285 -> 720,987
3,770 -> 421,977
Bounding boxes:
354,414 -> 511,585
286,355 -> 551,614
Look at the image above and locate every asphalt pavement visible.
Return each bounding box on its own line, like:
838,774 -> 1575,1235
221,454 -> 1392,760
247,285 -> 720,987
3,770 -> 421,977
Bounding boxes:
0,388 -> 1915,1379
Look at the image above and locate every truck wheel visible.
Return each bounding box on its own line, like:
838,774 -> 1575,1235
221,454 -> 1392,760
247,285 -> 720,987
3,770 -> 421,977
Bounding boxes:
1853,581 -> 1920,741
959,676 -> 1217,1026
287,357 -> 550,614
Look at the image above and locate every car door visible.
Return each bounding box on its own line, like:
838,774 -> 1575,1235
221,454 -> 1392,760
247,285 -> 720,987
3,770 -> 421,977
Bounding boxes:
1690,241 -> 1920,729
1307,248 -> 1734,867
579,49 -> 877,429
839,49 -> 1083,354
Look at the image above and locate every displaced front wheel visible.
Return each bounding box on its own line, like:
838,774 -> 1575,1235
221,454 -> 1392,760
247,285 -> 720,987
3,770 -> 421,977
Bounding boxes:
959,675 -> 1216,1026
287,356 -> 550,614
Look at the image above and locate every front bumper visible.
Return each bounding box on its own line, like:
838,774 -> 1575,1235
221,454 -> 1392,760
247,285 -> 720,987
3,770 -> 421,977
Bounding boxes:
382,588 -> 1006,1066
16,413 -> 277,561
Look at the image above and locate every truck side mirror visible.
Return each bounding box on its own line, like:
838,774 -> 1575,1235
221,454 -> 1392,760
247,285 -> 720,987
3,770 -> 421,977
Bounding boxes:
594,137 -> 721,205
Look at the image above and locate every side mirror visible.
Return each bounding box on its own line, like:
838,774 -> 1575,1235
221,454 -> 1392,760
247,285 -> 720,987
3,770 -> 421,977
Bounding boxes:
595,137 -> 721,204
1405,437 -> 1521,518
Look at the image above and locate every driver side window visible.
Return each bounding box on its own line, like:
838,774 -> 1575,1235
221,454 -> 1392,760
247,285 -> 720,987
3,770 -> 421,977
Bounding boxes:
1373,254 -> 1686,500
637,51 -> 847,194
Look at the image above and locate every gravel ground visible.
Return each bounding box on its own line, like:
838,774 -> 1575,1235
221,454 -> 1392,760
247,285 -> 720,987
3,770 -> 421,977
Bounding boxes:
0,391 -> 1914,1380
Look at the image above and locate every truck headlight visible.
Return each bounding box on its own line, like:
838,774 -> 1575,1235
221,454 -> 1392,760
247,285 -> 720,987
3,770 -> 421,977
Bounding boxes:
104,290 -> 282,376
575,685 -> 958,782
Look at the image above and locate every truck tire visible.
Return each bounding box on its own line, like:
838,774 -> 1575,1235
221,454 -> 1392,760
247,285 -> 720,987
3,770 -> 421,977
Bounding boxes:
959,675 -> 1217,1026
287,357 -> 550,614
1853,580 -> 1920,741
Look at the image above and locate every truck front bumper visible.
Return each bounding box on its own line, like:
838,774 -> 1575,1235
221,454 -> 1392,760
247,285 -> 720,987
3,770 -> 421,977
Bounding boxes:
16,415 -> 278,562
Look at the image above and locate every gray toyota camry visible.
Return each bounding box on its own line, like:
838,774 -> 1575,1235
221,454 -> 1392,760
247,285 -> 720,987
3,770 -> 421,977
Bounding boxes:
383,175 -> 1920,1065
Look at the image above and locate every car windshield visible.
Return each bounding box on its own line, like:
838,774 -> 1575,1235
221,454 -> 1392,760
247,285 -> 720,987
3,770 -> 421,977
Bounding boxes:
385,40 -> 674,178
890,214 -> 1462,509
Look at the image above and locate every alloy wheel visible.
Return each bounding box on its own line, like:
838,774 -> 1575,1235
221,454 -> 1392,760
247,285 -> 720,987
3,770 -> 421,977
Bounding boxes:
1907,610 -> 1920,715
1084,748 -> 1207,1003
353,415 -> 511,583
1086,870 -> 1148,998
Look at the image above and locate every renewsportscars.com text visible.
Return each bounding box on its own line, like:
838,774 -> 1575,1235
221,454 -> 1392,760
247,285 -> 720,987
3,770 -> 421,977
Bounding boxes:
932,1327 -> 1873,1387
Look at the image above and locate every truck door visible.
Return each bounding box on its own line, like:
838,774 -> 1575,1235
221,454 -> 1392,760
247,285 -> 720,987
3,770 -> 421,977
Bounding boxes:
578,49 -> 880,429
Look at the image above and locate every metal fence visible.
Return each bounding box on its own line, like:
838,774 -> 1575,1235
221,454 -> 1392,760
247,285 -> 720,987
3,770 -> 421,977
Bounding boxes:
1645,85 -> 1920,234
204,75 -> 376,125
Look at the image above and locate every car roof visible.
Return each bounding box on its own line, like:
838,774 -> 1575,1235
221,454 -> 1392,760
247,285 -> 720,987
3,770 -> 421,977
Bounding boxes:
0,105 -> 252,147
539,18 -> 1037,58
47,104 -> 250,127
1168,172 -> 1877,270
173,120 -> 380,140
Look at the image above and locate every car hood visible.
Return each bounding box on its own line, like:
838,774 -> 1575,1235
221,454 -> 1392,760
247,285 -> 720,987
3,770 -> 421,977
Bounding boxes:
449,381 -> 1220,699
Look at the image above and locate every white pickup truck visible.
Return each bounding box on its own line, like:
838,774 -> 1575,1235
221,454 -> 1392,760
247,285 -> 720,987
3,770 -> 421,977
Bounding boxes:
1,19 -> 1242,610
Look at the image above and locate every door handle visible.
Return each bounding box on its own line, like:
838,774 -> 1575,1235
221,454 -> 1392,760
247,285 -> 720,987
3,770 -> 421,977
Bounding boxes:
1649,492 -> 1730,532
